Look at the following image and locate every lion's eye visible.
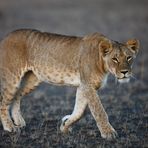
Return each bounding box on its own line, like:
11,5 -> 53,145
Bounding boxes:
112,57 -> 119,63
127,56 -> 133,61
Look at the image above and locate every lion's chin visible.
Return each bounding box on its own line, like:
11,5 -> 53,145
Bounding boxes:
118,78 -> 130,83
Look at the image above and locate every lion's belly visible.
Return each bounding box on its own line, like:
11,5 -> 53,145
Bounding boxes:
34,68 -> 80,86
47,72 -> 80,86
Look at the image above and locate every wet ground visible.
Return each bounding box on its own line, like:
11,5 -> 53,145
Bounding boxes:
0,0 -> 147,147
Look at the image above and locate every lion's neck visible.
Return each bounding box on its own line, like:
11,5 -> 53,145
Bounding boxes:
97,55 -> 108,76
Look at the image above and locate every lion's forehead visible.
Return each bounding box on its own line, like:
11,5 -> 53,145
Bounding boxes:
113,45 -> 132,58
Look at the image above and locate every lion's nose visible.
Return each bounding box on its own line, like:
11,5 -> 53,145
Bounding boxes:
121,70 -> 128,75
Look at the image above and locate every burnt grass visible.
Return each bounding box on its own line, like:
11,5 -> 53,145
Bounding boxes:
0,0 -> 148,148
0,81 -> 147,148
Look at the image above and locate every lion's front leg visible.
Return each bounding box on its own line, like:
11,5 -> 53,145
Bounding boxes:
60,86 -> 87,133
82,85 -> 117,140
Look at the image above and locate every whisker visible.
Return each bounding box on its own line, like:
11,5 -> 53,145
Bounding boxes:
131,74 -> 137,80
115,77 -> 118,85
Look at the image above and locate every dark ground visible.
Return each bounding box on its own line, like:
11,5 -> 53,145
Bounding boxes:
0,0 -> 148,147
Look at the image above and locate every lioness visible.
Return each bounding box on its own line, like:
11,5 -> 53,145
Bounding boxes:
0,29 -> 139,140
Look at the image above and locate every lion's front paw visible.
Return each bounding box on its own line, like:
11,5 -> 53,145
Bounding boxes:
99,123 -> 118,140
60,123 -> 72,134
60,115 -> 72,134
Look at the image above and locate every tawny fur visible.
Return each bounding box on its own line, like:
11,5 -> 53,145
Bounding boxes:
0,29 -> 139,140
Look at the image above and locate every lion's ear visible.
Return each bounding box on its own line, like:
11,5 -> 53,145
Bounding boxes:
99,40 -> 112,56
126,39 -> 140,54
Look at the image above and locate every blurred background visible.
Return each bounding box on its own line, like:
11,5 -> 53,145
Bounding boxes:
0,0 -> 147,147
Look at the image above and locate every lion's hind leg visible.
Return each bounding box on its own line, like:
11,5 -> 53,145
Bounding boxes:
11,71 -> 40,128
0,75 -> 21,132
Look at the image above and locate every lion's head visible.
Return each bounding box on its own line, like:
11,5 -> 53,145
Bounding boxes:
99,38 -> 140,83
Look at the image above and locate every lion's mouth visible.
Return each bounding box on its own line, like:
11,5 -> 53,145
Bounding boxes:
118,77 -> 130,83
